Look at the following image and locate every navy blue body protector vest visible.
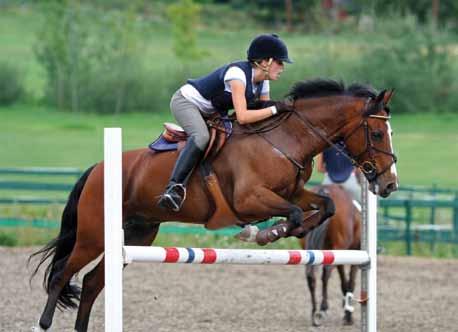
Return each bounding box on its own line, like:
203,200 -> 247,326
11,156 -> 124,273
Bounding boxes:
323,141 -> 354,183
187,61 -> 264,115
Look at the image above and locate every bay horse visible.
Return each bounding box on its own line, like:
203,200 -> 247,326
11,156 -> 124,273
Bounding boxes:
30,79 -> 398,332
300,184 -> 361,327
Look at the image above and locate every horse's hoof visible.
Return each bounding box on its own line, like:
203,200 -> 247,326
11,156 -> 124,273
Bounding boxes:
312,310 -> 326,326
31,325 -> 49,331
343,311 -> 354,325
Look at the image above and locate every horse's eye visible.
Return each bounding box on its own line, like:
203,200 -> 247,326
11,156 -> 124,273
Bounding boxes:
371,130 -> 384,142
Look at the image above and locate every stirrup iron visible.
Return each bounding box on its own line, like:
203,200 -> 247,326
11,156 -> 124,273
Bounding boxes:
159,183 -> 186,212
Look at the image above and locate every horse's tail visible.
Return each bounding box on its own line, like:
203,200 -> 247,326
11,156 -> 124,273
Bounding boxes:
305,185 -> 331,250
305,218 -> 331,250
28,165 -> 95,310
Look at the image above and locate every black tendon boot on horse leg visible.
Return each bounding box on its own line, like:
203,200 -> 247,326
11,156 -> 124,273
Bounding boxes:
157,137 -> 204,212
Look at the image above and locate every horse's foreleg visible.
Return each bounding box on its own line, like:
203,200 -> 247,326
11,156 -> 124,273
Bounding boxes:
306,266 -> 321,327
320,265 -> 332,313
337,265 -> 348,296
342,265 -> 358,325
233,186 -> 304,245
288,188 -> 335,238
74,221 -> 160,332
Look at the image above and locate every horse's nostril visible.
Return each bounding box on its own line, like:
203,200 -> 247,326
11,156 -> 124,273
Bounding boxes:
386,182 -> 398,192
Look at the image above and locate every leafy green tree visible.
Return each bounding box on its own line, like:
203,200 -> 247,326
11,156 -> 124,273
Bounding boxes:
35,0 -> 157,113
0,62 -> 24,106
167,0 -> 204,61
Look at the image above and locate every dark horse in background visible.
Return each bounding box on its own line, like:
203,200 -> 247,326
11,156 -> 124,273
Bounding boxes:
30,79 -> 398,332
300,184 -> 361,327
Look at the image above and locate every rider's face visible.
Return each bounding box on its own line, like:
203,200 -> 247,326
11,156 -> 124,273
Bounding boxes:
267,59 -> 284,80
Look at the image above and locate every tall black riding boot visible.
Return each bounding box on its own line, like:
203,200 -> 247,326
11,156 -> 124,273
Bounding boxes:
157,138 -> 205,212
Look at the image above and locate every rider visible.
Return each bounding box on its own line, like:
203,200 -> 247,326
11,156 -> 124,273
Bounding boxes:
316,141 -> 362,203
157,33 -> 293,212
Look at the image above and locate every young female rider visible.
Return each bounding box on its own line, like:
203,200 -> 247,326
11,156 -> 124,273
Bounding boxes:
157,33 -> 294,212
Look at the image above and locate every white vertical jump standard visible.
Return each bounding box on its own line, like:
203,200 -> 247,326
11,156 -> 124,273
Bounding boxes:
104,128 -> 123,332
361,176 -> 378,332
103,128 -> 377,332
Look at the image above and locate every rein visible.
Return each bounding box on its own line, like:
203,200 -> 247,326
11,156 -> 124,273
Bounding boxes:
229,96 -> 397,184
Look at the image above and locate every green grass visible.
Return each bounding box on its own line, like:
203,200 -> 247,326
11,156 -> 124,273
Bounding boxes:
1,104 -> 458,187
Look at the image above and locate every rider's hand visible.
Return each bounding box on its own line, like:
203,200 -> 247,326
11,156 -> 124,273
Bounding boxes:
274,100 -> 294,113
247,100 -> 275,110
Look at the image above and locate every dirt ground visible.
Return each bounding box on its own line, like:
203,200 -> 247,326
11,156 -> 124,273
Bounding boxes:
1,247 -> 457,332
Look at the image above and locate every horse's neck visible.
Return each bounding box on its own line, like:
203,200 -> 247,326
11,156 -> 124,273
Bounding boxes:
293,96 -> 364,157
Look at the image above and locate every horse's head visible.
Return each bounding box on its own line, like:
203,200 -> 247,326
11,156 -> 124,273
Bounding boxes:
285,79 -> 398,197
344,89 -> 398,197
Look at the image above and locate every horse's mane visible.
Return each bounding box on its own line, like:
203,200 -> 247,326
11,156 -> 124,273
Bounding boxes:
286,79 -> 377,100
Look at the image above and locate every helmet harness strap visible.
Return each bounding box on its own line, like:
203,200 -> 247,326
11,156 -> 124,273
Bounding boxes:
254,58 -> 273,80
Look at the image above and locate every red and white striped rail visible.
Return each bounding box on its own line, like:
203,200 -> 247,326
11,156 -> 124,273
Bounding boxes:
124,246 -> 370,265
103,128 -> 377,332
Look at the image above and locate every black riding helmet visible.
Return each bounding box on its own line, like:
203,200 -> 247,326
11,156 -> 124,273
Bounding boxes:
247,34 -> 293,63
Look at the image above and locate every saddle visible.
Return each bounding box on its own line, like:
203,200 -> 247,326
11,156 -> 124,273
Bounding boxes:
149,115 -> 232,160
149,115 -> 242,230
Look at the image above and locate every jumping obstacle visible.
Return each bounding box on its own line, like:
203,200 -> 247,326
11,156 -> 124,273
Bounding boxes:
103,128 -> 377,332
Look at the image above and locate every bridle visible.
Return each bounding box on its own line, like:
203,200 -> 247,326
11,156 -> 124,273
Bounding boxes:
291,99 -> 398,183
340,113 -> 397,182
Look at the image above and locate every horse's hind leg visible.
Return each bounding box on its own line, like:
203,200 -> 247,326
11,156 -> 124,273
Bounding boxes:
38,244 -> 103,330
74,221 -> 160,332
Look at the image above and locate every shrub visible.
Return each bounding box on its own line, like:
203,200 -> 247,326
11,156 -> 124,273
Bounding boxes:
0,232 -> 17,246
354,15 -> 458,113
35,1 -> 161,113
0,62 -> 24,106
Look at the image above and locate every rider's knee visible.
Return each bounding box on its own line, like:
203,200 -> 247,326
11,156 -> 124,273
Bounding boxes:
192,132 -> 210,151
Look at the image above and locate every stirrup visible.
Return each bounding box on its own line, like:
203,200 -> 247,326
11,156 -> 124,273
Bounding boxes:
157,184 -> 186,212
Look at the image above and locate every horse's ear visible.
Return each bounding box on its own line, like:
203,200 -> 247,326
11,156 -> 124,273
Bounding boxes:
374,89 -> 387,104
366,89 -> 387,116
383,89 -> 395,105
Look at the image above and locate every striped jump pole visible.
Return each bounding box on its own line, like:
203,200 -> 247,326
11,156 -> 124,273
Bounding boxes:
124,246 -> 369,265
104,128 -> 377,332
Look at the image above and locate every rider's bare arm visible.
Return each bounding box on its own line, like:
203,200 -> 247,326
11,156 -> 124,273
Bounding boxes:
230,80 -> 275,125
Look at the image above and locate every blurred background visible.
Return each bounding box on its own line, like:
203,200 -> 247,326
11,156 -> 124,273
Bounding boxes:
1,0 -> 457,257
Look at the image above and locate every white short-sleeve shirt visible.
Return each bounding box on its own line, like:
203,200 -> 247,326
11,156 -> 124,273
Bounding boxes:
180,66 -> 269,113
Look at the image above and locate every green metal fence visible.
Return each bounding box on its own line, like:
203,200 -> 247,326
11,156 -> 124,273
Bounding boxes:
1,167 -> 457,255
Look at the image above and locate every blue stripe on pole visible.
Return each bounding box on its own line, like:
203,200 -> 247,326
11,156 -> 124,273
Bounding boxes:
186,248 -> 195,263
308,251 -> 315,264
